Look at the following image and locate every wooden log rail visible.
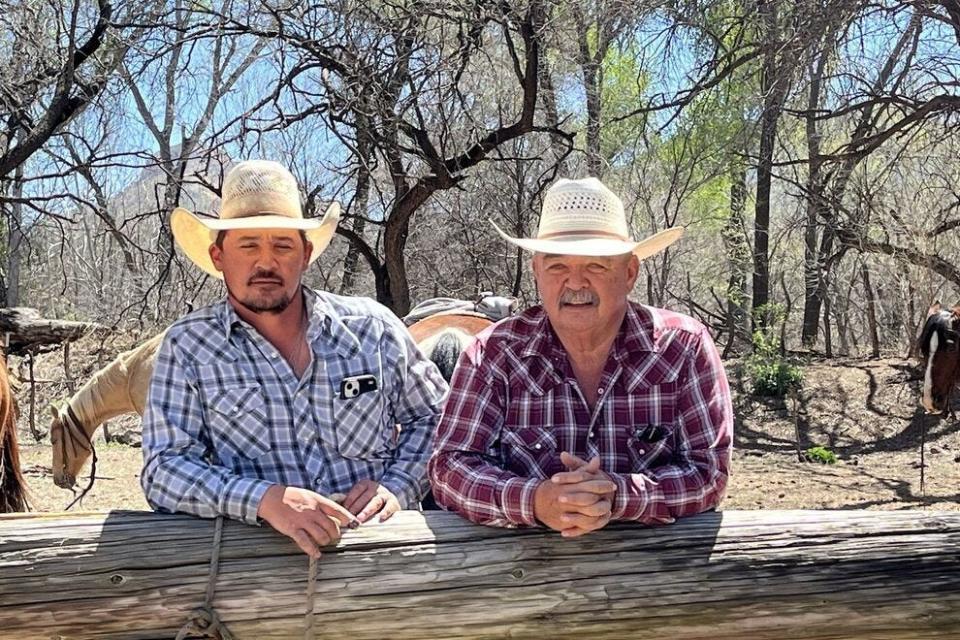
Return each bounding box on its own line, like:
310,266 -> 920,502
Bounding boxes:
1,509 -> 959,639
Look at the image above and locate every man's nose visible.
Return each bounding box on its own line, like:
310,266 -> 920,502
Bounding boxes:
567,266 -> 589,287
253,247 -> 281,269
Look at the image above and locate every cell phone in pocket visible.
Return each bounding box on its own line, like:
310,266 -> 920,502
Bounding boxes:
340,374 -> 378,398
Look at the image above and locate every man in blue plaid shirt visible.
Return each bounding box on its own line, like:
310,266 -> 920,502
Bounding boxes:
141,161 -> 448,557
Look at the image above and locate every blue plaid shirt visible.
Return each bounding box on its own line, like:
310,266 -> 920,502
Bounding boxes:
141,288 -> 448,524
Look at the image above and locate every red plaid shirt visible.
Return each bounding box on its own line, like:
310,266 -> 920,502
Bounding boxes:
428,302 -> 732,528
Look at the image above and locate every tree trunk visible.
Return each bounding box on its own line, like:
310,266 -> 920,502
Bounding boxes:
822,288 -> 833,358
862,259 -> 881,358
0,308 -> 107,355
339,161 -> 372,296
722,165 -> 750,357
801,49 -> 828,348
575,12 -> 605,178
5,168 -> 23,308
752,0 -> 791,329
538,56 -> 568,175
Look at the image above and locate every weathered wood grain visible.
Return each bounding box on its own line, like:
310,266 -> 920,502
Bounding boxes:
0,307 -> 107,354
1,509 -> 959,639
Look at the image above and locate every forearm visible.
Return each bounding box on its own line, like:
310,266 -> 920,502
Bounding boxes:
428,451 -> 541,527
142,450 -> 273,524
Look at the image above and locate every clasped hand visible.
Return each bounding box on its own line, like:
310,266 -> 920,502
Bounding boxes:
534,452 -> 617,538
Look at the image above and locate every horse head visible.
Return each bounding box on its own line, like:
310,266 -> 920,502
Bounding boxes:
919,301 -> 960,414
49,403 -> 92,489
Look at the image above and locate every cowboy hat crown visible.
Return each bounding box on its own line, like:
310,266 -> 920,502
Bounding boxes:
491,177 -> 683,258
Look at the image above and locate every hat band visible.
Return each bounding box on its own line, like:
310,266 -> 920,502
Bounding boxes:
538,228 -> 630,241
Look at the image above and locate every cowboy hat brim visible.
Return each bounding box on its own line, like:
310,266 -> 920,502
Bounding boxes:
171,203 -> 341,279
491,221 -> 684,260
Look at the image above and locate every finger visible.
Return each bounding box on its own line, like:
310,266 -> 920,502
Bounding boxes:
551,467 -> 602,484
343,484 -> 378,515
564,498 -> 612,518
560,451 -> 589,470
378,497 -> 402,523
318,498 -> 362,528
291,529 -> 321,558
577,479 -> 617,495
558,491 -> 605,507
305,511 -> 342,545
357,494 -> 387,523
560,512 -> 611,537
559,511 -> 608,530
551,469 -> 594,484
342,482 -> 373,513
584,456 -> 601,474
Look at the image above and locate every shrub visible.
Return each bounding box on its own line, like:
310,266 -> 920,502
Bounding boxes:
746,304 -> 803,397
805,446 -> 838,464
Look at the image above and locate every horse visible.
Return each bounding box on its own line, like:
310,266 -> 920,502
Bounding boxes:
51,304 -> 508,490
408,313 -> 493,381
0,353 -> 28,512
918,301 -> 960,415
50,331 -> 166,489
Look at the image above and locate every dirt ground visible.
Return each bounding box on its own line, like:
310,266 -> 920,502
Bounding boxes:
10,335 -> 960,513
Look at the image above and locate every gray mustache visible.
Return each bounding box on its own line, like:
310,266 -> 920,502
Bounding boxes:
560,289 -> 598,305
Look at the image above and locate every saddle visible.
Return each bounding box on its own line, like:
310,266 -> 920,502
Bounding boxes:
403,293 -> 518,326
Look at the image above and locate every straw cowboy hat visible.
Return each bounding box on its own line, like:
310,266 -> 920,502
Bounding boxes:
171,160 -> 341,279
491,177 -> 683,258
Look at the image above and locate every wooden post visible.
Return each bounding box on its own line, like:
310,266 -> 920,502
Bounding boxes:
1,510 -> 959,639
27,350 -> 39,442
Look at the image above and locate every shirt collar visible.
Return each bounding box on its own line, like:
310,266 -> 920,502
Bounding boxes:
216,287 -> 360,360
309,289 -> 362,359
517,302 -> 664,393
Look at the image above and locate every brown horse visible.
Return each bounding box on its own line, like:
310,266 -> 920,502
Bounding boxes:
0,353 -> 28,512
918,301 -> 960,414
52,312 -> 496,490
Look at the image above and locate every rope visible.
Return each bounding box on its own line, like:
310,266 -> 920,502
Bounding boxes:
174,516 -> 235,640
304,555 -> 319,640
61,405 -> 97,511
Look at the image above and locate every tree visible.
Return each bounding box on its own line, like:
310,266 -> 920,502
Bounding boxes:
221,0 -> 566,314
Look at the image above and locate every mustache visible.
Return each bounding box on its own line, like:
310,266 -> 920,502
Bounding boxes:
559,289 -> 599,305
248,269 -> 283,284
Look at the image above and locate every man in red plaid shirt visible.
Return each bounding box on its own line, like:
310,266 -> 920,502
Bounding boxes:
428,178 -> 732,537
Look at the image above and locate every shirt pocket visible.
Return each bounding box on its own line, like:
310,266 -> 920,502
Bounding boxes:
501,426 -> 558,477
206,385 -> 272,460
332,390 -> 394,460
626,424 -> 676,471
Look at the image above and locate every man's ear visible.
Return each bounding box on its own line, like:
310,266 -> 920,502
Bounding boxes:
303,240 -> 314,270
209,243 -> 224,272
626,254 -> 640,287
